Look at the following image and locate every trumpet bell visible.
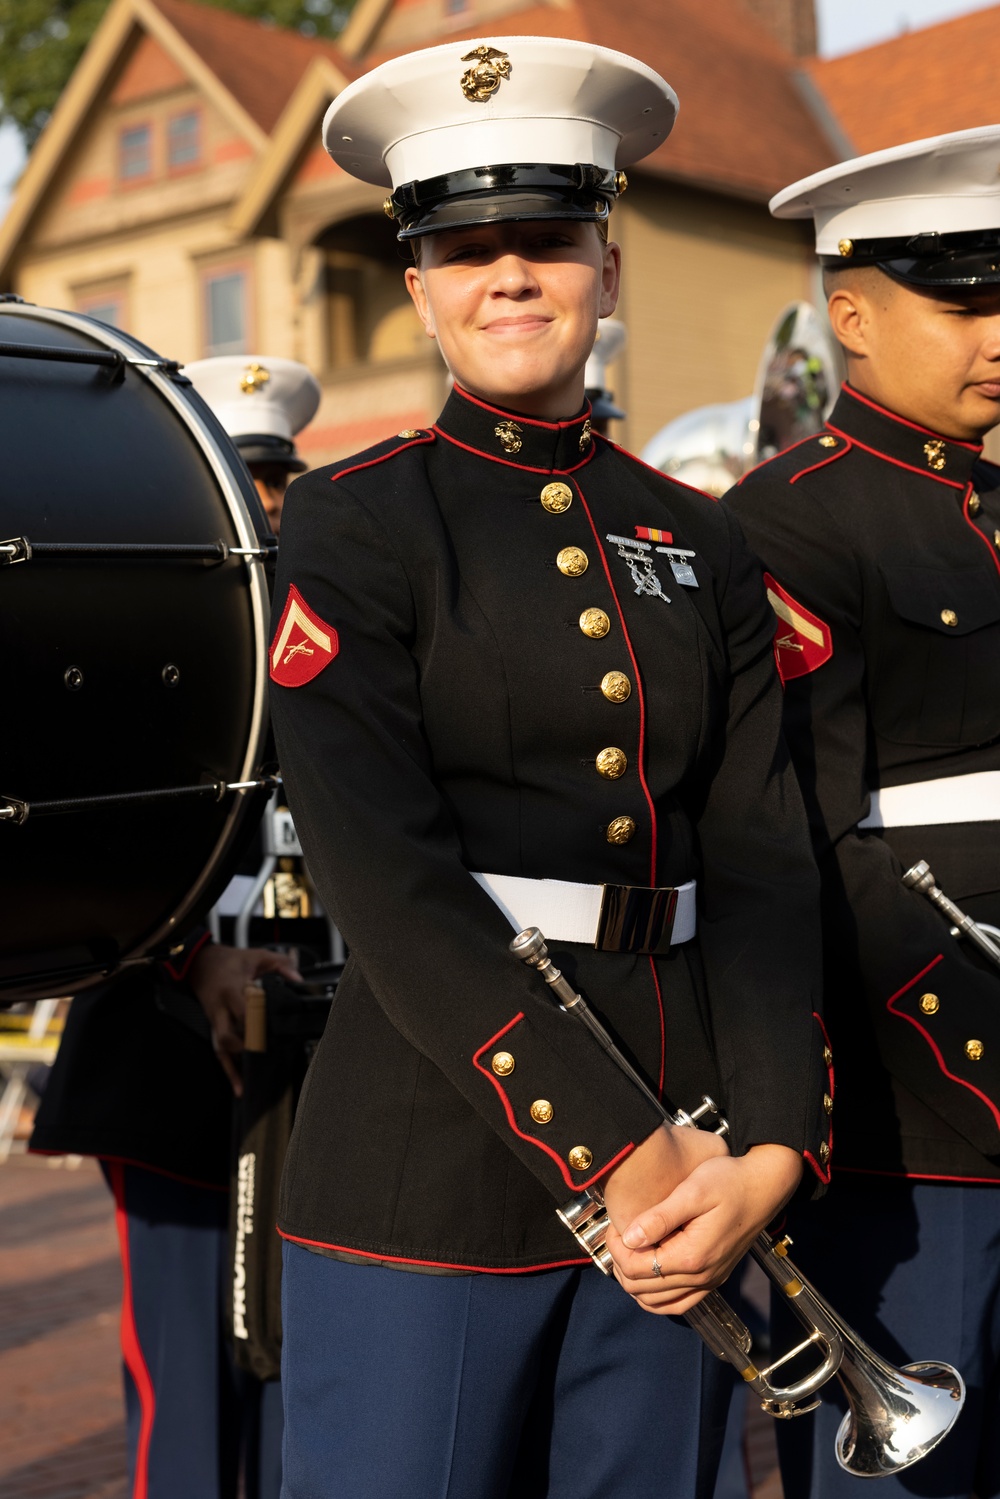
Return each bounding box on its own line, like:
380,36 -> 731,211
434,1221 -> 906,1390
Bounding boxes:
836,1358 -> 965,1477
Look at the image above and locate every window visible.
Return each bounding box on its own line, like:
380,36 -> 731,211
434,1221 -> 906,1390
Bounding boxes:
80,300 -> 122,328
119,124 -> 152,181
76,286 -> 128,329
204,270 -> 247,355
318,215 -> 426,372
167,111 -> 200,171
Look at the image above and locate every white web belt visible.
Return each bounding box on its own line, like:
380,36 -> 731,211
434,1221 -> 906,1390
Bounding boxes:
473,872 -> 697,954
858,770 -> 1000,829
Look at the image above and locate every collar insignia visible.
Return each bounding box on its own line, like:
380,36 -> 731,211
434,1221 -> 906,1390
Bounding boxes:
579,417 -> 592,453
923,439 -> 947,471
606,534 -> 671,603
494,419 -> 523,455
460,46 -> 512,103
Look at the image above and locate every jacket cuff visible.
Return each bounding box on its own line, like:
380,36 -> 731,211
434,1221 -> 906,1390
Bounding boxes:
160,928 -> 212,984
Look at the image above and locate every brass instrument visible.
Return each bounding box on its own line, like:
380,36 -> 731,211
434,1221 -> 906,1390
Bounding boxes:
510,927 -> 965,1477
903,860 -> 1000,968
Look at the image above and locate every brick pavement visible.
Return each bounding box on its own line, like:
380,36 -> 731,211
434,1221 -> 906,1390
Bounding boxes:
0,1149 -> 785,1498
0,1154 -> 127,1499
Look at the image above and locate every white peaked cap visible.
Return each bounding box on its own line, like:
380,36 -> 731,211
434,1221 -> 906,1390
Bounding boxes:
323,37 -> 676,191
771,125 -> 1000,257
185,356 -> 321,445
585,319 -> 627,391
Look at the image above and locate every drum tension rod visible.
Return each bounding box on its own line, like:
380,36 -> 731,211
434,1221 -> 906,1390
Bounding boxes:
0,538 -> 277,566
0,341 -> 184,380
0,777 -> 280,827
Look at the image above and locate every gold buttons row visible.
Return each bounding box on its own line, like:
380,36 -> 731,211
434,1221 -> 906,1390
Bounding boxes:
579,607 -> 610,639
601,670 -> 631,703
606,815 -> 636,845
596,747 -> 627,780
969,492 -> 981,515
541,481 -> 573,514
568,1146 -> 593,1172
557,546 -> 588,577
917,998 -> 985,1062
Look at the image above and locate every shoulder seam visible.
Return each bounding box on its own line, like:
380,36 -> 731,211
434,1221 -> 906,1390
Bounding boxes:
329,432 -> 435,486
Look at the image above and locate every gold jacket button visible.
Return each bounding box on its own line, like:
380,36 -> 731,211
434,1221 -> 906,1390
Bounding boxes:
940,609 -> 958,627
557,546 -> 589,577
579,607 -> 611,639
606,815 -> 636,845
397,429 -> 421,439
969,492 -> 982,515
568,1146 -> 593,1172
491,1051 -> 515,1077
600,671 -> 631,704
530,1100 -> 553,1124
823,1093 -> 833,1115
965,1039 -> 985,1061
822,1045 -> 833,1067
819,1141 -> 831,1164
596,747 -> 628,779
919,993 -> 939,1015
994,528 -> 1000,551
540,482 -> 573,513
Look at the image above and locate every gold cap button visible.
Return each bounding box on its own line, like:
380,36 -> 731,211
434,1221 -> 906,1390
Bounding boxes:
600,671 -> 632,704
823,1045 -> 833,1066
819,435 -> 837,448
919,993 -> 940,1015
819,1141 -> 831,1164
965,1039 -> 985,1061
568,1146 -> 593,1172
530,1099 -> 553,1124
557,546 -> 589,577
823,1093 -> 833,1115
397,428 -> 421,439
540,482 -> 573,514
969,492 -> 982,515
596,746 -> 628,780
491,1051 -> 515,1077
606,815 -> 636,845
838,238 -> 853,257
941,609 -> 958,627
579,607 -> 610,639
383,197 -> 395,219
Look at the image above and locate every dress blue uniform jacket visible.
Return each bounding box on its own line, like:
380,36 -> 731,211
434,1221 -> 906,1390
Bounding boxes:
268,386 -> 831,1272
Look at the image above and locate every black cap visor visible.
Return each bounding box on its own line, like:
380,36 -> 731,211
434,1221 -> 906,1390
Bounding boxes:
393,163 -> 619,241
822,229 -> 1000,287
235,434 -> 307,472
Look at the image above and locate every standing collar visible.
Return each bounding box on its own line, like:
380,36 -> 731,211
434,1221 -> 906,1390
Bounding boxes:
827,384 -> 982,487
433,385 -> 596,473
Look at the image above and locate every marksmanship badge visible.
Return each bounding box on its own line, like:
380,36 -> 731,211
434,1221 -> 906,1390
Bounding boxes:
606,534 -> 671,602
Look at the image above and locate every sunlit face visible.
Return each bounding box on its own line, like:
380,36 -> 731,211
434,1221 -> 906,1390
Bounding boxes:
828,272 -> 1000,440
404,219 -> 620,420
252,466 -> 291,534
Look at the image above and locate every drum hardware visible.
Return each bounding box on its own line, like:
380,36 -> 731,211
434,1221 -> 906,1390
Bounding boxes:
903,861 -> 1000,968
0,776 -> 279,827
0,338 -> 182,378
0,537 -> 276,565
511,926 -> 965,1474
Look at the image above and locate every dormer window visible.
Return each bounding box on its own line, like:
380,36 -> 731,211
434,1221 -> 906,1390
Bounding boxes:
168,111 -> 200,171
119,123 -> 152,182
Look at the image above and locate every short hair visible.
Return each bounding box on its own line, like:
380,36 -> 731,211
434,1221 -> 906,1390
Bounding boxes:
821,262 -> 895,301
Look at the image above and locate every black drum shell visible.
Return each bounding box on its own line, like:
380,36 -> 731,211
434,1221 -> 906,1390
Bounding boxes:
0,304 -> 271,999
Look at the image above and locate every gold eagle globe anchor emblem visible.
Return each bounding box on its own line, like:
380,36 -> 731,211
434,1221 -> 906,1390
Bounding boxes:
460,46 -> 512,103
240,361 -> 271,395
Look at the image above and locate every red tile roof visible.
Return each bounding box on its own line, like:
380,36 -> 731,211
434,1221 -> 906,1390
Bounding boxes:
806,6 -> 1000,156
155,0 -> 354,133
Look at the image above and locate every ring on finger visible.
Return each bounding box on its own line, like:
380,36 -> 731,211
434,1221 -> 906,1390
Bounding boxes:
651,1251 -> 662,1278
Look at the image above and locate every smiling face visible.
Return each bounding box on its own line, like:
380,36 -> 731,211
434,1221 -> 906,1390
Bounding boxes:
826,267 -> 1000,440
404,220 -> 621,420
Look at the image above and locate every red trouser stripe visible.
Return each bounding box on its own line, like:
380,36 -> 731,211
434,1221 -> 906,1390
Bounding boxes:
108,1161 -> 156,1499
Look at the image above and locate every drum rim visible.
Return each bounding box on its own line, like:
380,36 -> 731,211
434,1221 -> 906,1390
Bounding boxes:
0,302 -> 271,963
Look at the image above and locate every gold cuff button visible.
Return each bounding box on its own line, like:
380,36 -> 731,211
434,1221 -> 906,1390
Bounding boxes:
600,671 -> 632,704
941,609 -> 958,627
606,815 -> 636,845
540,482 -> 573,514
579,607 -> 610,639
557,546 -> 589,577
491,1051 -> 515,1077
568,1146 -> 593,1172
919,993 -> 940,1015
969,492 -> 982,515
818,435 -> 837,448
993,528 -> 1000,551
822,1045 -> 833,1067
819,1141 -> 831,1164
596,747 -> 628,780
823,1093 -> 833,1115
530,1100 -> 554,1124
965,1039 -> 985,1061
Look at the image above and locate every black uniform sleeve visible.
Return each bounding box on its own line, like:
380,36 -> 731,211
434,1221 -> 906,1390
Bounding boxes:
728,477 -> 1000,1159
694,507 -> 830,1173
269,470 -> 664,1203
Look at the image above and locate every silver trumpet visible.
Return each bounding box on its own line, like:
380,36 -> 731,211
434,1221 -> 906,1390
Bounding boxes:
904,859 -> 1000,968
511,927 -> 965,1477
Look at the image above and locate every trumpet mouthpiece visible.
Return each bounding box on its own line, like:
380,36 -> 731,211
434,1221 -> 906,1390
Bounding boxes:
510,927 -> 548,966
903,861 -> 935,895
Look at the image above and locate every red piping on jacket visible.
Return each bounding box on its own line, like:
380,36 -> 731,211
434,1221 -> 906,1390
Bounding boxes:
735,430 -> 835,483
28,1149 -> 228,1192
842,385 -> 982,450
472,1013 -> 635,1191
804,1010 -> 835,1185
278,1228 -> 590,1274
825,425 -> 966,490
886,953 -> 1000,1134
789,441 -> 853,485
962,483 -> 1000,579
109,1162 -> 155,1499
162,928 -> 212,983
330,432 -> 436,487
432,424 -> 596,476
452,384 -> 592,432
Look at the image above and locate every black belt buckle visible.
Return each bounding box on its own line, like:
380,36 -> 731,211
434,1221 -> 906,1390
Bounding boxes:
596,884 -> 678,956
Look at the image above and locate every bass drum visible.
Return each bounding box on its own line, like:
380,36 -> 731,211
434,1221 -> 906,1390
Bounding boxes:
0,300 -> 272,1001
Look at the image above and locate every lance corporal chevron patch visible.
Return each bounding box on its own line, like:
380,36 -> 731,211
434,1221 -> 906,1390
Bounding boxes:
764,573 -> 832,684
270,584 -> 338,687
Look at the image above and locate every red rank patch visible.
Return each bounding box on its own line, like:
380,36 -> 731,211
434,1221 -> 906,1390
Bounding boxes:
270,584 -> 338,688
763,572 -> 832,684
